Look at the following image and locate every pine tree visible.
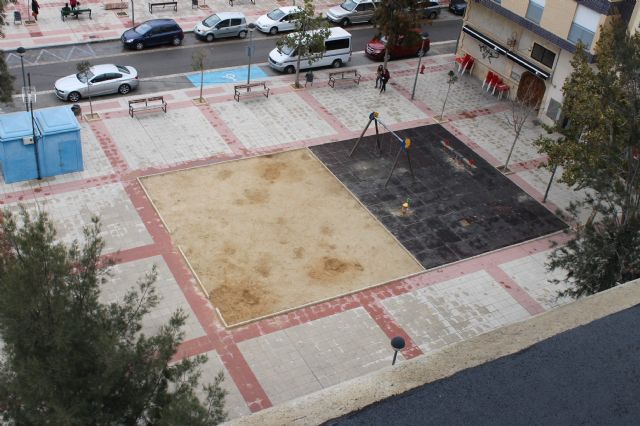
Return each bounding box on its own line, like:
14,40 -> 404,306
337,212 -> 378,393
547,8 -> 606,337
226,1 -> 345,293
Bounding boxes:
535,22 -> 640,297
0,1 -> 17,103
0,208 -> 227,424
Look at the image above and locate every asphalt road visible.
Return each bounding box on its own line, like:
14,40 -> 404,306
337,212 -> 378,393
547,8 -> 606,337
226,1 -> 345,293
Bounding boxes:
327,304 -> 640,425
3,18 -> 462,109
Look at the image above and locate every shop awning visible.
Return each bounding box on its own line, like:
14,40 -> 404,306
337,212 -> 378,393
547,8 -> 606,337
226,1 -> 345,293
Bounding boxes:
462,25 -> 550,80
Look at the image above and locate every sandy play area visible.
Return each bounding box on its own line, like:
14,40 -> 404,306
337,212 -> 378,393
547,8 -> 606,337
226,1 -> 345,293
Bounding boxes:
141,149 -> 423,325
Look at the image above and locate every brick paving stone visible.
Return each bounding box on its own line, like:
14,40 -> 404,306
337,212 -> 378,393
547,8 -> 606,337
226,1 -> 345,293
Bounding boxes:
212,93 -> 337,150
3,182 -> 152,254
383,271 -> 531,353
101,256 -> 206,341
499,250 -> 573,310
104,107 -> 231,170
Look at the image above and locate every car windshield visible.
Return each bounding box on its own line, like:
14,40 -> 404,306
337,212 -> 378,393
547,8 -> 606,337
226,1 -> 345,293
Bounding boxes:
203,15 -> 221,27
76,69 -> 95,83
267,9 -> 285,20
340,0 -> 357,11
280,45 -> 296,56
134,23 -> 152,35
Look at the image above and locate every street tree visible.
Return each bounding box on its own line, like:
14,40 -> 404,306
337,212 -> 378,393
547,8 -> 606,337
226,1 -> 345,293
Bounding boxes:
535,22 -> 640,297
0,208 -> 228,424
192,49 -> 208,103
76,60 -> 95,118
0,1 -> 16,103
276,0 -> 329,88
439,70 -> 458,121
372,0 -> 420,70
500,83 -> 539,172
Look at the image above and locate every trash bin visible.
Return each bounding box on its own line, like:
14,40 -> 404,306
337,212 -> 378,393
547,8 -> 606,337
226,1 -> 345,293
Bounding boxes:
71,104 -> 81,118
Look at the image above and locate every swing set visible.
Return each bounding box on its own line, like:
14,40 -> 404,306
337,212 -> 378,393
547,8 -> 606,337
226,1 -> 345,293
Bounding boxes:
349,112 -> 415,188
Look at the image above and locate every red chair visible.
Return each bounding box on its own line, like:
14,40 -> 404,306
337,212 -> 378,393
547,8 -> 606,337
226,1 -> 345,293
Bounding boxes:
495,83 -> 510,100
460,57 -> 475,75
455,53 -> 471,72
485,74 -> 501,92
482,71 -> 495,90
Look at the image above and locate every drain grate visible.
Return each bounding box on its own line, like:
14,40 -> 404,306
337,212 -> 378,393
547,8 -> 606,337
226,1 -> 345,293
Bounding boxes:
116,11 -> 128,16
24,19 -> 36,25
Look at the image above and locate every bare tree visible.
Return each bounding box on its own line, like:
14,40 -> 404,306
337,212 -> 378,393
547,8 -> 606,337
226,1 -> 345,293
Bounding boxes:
76,60 -> 95,118
439,70 -> 458,120
500,85 -> 538,172
192,49 -> 207,103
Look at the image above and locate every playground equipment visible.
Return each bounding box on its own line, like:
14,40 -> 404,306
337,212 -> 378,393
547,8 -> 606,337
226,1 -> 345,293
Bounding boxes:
349,112 -> 415,188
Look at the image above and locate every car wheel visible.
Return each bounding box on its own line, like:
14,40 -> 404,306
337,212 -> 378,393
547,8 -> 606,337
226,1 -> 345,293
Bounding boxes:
340,18 -> 350,27
135,42 -> 144,50
118,84 -> 131,95
172,37 -> 182,46
284,66 -> 295,74
428,11 -> 438,19
238,30 -> 247,39
332,59 -> 342,68
269,27 -> 278,35
206,33 -> 214,42
68,92 -> 81,102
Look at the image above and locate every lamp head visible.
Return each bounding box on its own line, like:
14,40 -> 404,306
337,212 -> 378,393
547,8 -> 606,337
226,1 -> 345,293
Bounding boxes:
17,47 -> 26,55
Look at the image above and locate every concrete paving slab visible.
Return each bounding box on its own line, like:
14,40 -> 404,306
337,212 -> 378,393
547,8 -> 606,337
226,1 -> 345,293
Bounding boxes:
383,270 -> 531,353
101,255 -> 207,341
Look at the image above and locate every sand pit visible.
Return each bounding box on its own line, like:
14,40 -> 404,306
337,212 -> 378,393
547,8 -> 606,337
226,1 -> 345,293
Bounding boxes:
141,149 -> 423,325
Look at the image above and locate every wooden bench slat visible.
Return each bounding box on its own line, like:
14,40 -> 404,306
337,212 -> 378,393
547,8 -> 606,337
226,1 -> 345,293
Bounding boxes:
233,82 -> 270,102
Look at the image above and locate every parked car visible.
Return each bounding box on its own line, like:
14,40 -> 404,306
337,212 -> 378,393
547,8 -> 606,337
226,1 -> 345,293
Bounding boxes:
54,64 -> 139,102
365,30 -> 430,61
194,12 -> 248,42
326,0 -> 380,27
449,0 -> 467,16
255,6 -> 302,35
416,1 -> 441,19
121,19 -> 184,50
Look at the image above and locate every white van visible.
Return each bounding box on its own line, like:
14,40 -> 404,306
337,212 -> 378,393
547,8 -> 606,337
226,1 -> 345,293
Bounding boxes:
268,27 -> 352,74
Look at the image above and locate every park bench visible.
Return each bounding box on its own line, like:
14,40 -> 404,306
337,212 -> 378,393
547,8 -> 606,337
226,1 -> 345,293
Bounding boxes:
233,82 -> 270,102
128,96 -> 168,117
149,1 -> 177,13
61,7 -> 92,21
328,70 -> 361,88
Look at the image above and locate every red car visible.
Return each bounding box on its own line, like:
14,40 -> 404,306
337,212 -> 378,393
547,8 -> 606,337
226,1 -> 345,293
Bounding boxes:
365,30 -> 430,61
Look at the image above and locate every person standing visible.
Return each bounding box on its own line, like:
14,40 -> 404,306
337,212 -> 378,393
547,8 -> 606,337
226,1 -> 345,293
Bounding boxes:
375,64 -> 383,89
70,0 -> 78,8
31,0 -> 40,21
379,68 -> 390,93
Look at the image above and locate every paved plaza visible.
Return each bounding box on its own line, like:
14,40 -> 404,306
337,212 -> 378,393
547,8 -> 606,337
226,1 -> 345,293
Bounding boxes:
0,47 -> 587,420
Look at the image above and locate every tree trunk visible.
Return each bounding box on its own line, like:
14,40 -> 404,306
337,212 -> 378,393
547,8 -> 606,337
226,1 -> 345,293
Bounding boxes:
503,130 -> 521,171
199,69 -> 204,101
295,53 -> 302,88
87,83 -> 93,116
440,83 -> 452,120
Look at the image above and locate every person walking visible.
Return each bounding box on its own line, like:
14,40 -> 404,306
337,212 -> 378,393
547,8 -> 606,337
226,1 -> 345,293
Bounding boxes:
375,64 -> 383,89
379,68 -> 390,93
31,0 -> 40,21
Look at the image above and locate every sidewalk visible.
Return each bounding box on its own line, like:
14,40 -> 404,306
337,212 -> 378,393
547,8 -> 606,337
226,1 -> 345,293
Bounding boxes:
0,53 -> 587,421
1,0 -> 322,49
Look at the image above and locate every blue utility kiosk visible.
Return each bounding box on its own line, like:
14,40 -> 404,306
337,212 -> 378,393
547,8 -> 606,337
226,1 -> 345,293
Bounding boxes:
0,106 -> 83,184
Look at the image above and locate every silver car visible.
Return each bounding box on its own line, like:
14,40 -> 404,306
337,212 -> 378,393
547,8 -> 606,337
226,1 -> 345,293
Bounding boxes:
194,12 -> 248,42
54,64 -> 139,102
326,0 -> 380,27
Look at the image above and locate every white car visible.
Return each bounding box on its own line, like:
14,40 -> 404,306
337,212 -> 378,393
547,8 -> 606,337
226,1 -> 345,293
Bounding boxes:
254,6 -> 302,35
54,64 -> 139,102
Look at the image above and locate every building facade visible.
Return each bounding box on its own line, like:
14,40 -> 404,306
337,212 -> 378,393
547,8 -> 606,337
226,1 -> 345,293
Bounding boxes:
455,0 -> 634,124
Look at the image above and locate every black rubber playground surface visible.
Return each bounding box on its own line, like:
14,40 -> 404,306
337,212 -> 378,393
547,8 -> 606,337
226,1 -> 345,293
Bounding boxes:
310,124 -> 566,269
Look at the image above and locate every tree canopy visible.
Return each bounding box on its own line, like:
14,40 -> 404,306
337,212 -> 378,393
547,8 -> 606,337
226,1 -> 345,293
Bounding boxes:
276,0 -> 330,88
372,0 -> 421,69
536,22 -> 640,297
0,208 -> 227,424
0,1 -> 16,103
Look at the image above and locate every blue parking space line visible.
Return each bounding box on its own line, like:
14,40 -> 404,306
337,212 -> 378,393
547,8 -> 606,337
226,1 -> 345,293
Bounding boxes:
187,67 -> 268,86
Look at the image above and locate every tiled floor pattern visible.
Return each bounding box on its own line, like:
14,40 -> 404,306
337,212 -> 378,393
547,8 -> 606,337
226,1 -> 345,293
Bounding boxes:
0,57 -> 580,419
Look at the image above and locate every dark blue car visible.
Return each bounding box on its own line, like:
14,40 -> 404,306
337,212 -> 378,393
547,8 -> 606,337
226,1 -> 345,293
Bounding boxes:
121,19 -> 184,50
449,0 -> 467,16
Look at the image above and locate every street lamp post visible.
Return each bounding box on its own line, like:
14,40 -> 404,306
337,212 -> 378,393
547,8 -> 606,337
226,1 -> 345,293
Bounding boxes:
17,47 -> 28,112
27,72 -> 41,180
411,32 -> 430,101
246,23 -> 256,86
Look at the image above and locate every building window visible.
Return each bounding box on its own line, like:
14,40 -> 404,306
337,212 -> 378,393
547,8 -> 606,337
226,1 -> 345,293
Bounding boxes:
546,98 -> 562,122
531,43 -> 556,68
568,5 -> 599,49
492,0 -> 501,3
526,0 -> 545,25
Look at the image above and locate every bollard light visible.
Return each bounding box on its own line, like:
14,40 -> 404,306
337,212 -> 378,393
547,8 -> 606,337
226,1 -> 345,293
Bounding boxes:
391,336 -> 405,365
